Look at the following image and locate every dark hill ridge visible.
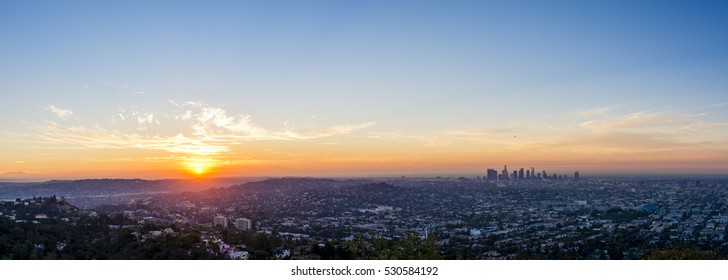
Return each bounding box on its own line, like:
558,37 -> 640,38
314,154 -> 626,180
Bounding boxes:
218,177 -> 380,195
0,177 -> 400,208
0,177 -> 261,208
208,178 -> 404,202
230,177 -> 340,189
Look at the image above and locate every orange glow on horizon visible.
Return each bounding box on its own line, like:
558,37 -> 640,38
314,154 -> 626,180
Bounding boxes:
2,130 -> 728,180
185,161 -> 212,178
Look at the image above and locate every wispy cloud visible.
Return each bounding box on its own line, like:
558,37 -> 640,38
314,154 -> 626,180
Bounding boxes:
697,102 -> 727,109
110,109 -> 160,128
444,129 -> 511,136
45,105 -> 74,120
578,111 -> 700,133
174,101 -> 375,140
133,111 -> 160,125
418,139 -> 451,147
571,107 -> 612,118
434,108 -> 728,163
526,109 -> 728,158
79,154 -> 271,167
32,101 -> 376,159
35,121 -> 228,155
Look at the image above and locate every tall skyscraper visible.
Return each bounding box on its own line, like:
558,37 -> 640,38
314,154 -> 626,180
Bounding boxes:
531,167 -> 535,178
574,171 -> 580,180
213,216 -> 228,228
542,170 -> 547,179
526,170 -> 530,179
501,165 -> 509,180
518,168 -> 524,180
487,169 -> 498,181
234,218 -> 252,231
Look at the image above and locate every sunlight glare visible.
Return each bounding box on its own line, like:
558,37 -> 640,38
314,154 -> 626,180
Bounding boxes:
187,160 -> 211,176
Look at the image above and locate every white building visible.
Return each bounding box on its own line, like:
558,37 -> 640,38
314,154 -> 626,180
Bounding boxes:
213,215 -> 228,228
229,251 -> 249,260
235,218 -> 252,231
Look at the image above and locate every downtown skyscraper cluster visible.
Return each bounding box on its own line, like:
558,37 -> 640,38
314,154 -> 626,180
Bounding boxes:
486,165 -> 579,181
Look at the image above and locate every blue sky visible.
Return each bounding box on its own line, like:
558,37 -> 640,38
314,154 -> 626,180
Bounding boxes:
1,1 -> 727,178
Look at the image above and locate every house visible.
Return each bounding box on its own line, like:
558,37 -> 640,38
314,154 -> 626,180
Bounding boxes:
228,251 -> 249,260
56,242 -> 67,251
274,248 -> 291,259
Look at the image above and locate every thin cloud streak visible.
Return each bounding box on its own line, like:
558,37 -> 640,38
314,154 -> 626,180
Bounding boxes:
438,108 -> 728,166
32,101 -> 376,158
173,100 -> 376,140
45,105 -> 74,120
697,102 -> 728,109
578,111 -> 697,132
571,107 -> 612,118
444,129 -> 512,136
35,121 -> 228,155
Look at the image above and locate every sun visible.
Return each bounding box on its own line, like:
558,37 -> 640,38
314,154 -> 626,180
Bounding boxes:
187,161 -> 209,177
185,158 -> 219,177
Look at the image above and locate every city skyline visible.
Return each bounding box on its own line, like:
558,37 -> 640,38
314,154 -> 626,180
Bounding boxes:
1,1 -> 728,180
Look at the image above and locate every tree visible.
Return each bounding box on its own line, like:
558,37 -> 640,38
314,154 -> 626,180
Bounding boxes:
346,232 -> 442,260
648,249 -> 717,260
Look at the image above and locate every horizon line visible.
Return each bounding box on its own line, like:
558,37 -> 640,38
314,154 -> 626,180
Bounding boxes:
3,173 -> 728,183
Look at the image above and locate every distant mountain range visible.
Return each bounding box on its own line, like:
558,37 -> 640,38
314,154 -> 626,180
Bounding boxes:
1,171 -> 35,176
0,177 -> 262,208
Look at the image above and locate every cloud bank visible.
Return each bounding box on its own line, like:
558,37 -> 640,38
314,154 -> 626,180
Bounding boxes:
34,100 -> 376,157
45,105 -> 74,120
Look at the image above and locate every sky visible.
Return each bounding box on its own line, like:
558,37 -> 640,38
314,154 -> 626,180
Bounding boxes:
1,0 -> 727,180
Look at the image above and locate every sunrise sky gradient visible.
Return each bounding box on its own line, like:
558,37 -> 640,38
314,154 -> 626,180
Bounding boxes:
1,0 -> 728,180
